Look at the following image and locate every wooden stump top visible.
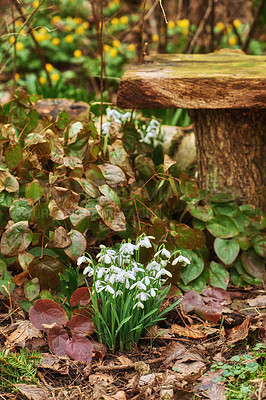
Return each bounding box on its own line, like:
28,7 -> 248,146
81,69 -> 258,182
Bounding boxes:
117,52 -> 266,109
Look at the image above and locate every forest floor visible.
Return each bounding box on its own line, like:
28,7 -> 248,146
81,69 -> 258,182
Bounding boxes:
0,285 -> 265,400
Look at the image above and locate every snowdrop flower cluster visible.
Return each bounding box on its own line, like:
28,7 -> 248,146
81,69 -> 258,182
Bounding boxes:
140,119 -> 162,145
101,108 -> 132,135
78,235 -> 189,351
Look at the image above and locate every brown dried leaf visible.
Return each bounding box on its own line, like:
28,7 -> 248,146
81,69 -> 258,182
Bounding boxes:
48,199 -> 69,220
108,139 -> 135,181
173,360 -> 206,379
171,324 -> 206,339
228,316 -> 250,344
51,186 -> 79,215
162,341 -> 186,366
98,163 -> 127,188
5,320 -> 42,347
15,384 -> 54,400
164,154 -> 176,172
194,370 -> 226,400
247,295 -> 266,308
47,226 -> 72,248
96,196 -> 126,231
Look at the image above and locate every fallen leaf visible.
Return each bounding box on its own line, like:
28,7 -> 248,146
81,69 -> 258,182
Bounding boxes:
228,316 -> 250,344
162,341 -> 186,366
47,226 -> 72,248
247,295 -> 266,308
194,370 -> 225,400
171,324 -> 206,339
173,360 -> 206,379
89,373 -> 114,385
40,353 -> 69,374
15,384 -> 54,400
5,320 -> 42,347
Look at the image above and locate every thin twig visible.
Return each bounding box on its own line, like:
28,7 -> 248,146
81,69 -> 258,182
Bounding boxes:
159,0 -> 168,24
187,0 -> 213,54
140,0 -> 147,63
100,0 -> 104,136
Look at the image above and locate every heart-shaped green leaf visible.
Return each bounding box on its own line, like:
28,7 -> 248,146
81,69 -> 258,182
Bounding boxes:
209,261 -> 229,289
214,238 -> 240,265
0,221 -> 32,256
207,216 -> 239,238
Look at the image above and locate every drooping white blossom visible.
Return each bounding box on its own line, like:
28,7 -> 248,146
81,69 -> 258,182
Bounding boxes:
172,255 -> 191,265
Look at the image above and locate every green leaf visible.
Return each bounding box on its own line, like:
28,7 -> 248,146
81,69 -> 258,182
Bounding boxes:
99,184 -> 121,207
0,270 -> 15,297
192,218 -> 206,231
56,111 -> 70,130
189,275 -> 207,293
70,207 -> 91,233
209,261 -> 229,289
213,203 -> 239,217
24,278 -> 40,301
123,122 -> 141,152
230,266 -> 248,287
0,171 -> 19,193
0,191 -> 15,210
5,145 -> 23,170
25,180 -> 44,203
180,252 -> 204,285
252,233 -> 266,257
64,230 -> 87,261
10,199 -> 32,222
68,121 -> 83,143
0,259 -> 7,274
179,173 -> 198,198
172,224 -> 199,249
235,258 -> 263,286
23,109 -> 39,136
28,255 -> 63,289
206,216 -> 239,238
187,204 -> 214,222
0,221 -> 32,257
214,238 -> 240,265
209,191 -> 236,203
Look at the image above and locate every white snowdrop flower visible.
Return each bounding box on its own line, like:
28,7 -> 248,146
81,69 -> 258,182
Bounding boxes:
130,281 -> 146,291
160,260 -> 168,267
97,267 -> 106,279
142,276 -> 152,286
136,235 -> 155,249
105,285 -> 115,295
149,288 -> 158,297
99,244 -> 106,249
132,265 -> 145,274
120,242 -> 136,255
114,290 -> 123,297
146,261 -> 161,272
124,271 -> 136,281
149,119 -> 161,128
101,122 -> 111,135
77,255 -> 91,266
172,255 -> 191,265
154,248 -> 171,258
155,269 -> 172,279
115,273 -> 126,283
133,301 -> 144,309
98,254 -> 112,264
108,274 -> 116,285
136,292 -> 150,301
125,279 -> 130,289
110,265 -> 122,274
83,266 -> 94,276
121,112 -> 131,120
95,280 -> 105,293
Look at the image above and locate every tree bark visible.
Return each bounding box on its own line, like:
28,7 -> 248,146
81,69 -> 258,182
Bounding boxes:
191,109 -> 266,210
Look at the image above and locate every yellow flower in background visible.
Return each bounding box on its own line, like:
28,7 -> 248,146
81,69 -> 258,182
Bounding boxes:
109,48 -> 118,58
15,20 -> 23,27
127,43 -> 135,52
66,16 -> 73,22
45,63 -> 54,72
21,6 -> 26,13
112,39 -> 121,48
152,34 -> 159,43
226,24 -> 232,34
76,26 -> 84,35
177,19 -> 189,28
74,17 -> 83,24
39,27 -> 47,35
233,19 -> 241,28
32,0 -> 39,8
111,17 -> 119,26
9,36 -> 15,44
73,49 -> 82,58
228,36 -> 237,46
51,15 -> 61,24
51,73 -> 60,82
83,21 -> 89,29
65,34 -> 74,43
104,44 -> 111,52
39,76 -> 46,84
16,42 -> 24,50
65,24 -> 73,32
120,16 -> 128,24
215,21 -> 225,31
108,1 -> 115,7
52,37 -> 60,45
113,0 -> 120,4
168,20 -> 175,29
15,73 -> 20,80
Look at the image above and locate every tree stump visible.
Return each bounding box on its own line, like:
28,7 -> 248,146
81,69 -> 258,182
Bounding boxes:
34,98 -> 90,121
117,51 -> 266,211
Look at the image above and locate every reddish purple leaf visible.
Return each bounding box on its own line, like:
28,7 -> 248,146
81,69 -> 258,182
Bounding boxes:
65,334 -> 93,364
70,287 -> 91,307
195,304 -> 222,323
47,325 -> 69,356
202,287 -> 231,306
29,299 -> 68,331
66,315 -> 95,336
181,290 -> 203,313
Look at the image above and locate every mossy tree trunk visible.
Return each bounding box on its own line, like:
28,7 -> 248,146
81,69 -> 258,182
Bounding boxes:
191,109 -> 266,210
